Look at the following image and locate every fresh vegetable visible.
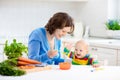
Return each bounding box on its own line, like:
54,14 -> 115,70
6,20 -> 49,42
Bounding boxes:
19,65 -> 35,69
18,57 -> 41,64
1,39 -> 42,76
0,59 -> 26,76
17,61 -> 31,66
0,57 -> 41,76
4,39 -> 28,59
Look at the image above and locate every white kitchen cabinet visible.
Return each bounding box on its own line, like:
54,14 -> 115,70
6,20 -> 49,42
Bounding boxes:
89,46 -> 117,66
117,50 -> 120,66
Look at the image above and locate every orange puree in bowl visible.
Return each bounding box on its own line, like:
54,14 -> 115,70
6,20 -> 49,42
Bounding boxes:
59,62 -> 71,70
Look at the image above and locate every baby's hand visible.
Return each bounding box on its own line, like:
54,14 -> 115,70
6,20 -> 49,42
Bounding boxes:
92,64 -> 100,68
64,42 -> 74,50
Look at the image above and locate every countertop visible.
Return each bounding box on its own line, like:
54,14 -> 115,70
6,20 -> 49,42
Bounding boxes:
0,36 -> 120,49
62,37 -> 120,49
0,65 -> 120,80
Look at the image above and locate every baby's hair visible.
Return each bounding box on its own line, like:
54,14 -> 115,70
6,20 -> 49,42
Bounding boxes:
75,39 -> 89,49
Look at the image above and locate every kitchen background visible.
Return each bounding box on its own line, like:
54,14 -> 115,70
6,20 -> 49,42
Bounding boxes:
0,0 -> 120,66
0,0 -> 119,38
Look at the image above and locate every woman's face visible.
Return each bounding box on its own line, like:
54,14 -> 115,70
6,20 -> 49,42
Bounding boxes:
54,27 -> 71,39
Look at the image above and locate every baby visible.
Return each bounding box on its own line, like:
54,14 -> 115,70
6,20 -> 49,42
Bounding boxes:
63,40 -> 99,67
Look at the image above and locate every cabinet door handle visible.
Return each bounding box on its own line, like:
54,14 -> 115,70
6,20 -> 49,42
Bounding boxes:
92,48 -> 97,51
95,48 -> 97,51
92,48 -> 94,50
91,48 -> 97,51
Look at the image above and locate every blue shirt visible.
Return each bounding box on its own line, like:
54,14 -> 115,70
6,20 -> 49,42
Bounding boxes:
28,27 -> 64,65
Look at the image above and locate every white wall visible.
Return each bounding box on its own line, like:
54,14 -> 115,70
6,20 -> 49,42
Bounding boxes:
0,0 -> 114,38
118,0 -> 120,19
108,0 -> 118,19
0,0 -> 78,38
76,0 -> 108,38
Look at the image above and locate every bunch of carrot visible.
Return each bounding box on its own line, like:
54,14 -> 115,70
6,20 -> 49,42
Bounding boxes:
17,57 -> 42,69
17,57 -> 41,66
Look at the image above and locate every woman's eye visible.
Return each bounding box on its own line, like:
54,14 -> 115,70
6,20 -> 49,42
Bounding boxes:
62,31 -> 66,33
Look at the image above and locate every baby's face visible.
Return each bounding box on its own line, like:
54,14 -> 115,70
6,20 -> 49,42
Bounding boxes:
74,42 -> 88,58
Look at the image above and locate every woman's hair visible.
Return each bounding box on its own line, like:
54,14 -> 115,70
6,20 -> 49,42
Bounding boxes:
45,12 -> 74,35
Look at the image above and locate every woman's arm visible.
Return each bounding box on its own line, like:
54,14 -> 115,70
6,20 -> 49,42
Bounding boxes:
28,29 -> 53,64
54,41 -> 64,65
28,40 -> 52,63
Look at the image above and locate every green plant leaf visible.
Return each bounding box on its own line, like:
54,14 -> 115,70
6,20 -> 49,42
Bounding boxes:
4,39 -> 28,59
105,20 -> 120,30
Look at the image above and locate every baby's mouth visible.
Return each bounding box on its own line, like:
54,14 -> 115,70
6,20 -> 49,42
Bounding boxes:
75,54 -> 81,59
76,54 -> 81,56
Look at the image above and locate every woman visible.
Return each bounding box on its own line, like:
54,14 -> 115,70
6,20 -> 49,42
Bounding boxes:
28,12 -> 74,65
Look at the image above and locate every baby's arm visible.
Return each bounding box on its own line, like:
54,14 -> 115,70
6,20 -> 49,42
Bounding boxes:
92,58 -> 99,68
63,47 -> 73,59
89,55 -> 99,67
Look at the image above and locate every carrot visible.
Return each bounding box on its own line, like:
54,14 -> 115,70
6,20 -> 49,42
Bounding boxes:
19,65 -> 35,69
18,57 -> 41,64
18,61 -> 31,66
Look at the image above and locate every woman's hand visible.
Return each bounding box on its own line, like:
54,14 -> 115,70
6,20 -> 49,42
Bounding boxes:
48,50 -> 58,58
